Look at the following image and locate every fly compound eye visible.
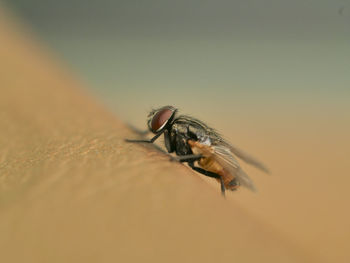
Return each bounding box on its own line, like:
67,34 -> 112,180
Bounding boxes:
150,107 -> 175,133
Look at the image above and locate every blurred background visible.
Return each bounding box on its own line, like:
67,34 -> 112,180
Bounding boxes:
1,1 -> 350,262
2,0 -> 350,126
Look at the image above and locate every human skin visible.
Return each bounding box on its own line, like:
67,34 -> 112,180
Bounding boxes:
0,9 -> 314,263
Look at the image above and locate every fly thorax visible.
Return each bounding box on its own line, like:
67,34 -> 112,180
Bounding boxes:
200,136 -> 211,146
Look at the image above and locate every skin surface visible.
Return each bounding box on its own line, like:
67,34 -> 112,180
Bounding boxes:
0,8 -> 335,263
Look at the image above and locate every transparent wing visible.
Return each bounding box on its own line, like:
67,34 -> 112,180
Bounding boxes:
222,141 -> 269,174
211,145 -> 257,192
204,126 -> 269,173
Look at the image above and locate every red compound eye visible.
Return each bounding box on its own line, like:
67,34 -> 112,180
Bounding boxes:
151,107 -> 174,132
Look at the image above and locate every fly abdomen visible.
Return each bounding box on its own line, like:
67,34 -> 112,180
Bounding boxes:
227,178 -> 240,191
198,156 -> 223,175
199,157 -> 238,190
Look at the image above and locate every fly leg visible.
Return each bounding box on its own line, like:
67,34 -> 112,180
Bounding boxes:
126,123 -> 149,136
170,154 -> 203,163
188,163 -> 225,197
188,162 -> 220,179
125,132 -> 163,143
220,177 -> 226,197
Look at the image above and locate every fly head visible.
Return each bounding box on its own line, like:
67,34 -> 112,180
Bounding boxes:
147,105 -> 177,134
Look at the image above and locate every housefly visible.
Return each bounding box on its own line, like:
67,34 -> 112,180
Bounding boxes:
126,106 -> 269,196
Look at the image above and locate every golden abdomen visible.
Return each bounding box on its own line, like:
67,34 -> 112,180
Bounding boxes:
188,140 -> 238,191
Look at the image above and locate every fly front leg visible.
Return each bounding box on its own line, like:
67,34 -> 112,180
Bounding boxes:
126,123 -> 150,136
125,131 -> 163,143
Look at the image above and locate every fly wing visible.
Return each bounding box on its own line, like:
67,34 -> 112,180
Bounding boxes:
205,127 -> 269,173
212,145 -> 257,192
220,141 -> 269,174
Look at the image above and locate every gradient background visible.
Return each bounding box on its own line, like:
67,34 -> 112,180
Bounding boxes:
2,1 -> 350,262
